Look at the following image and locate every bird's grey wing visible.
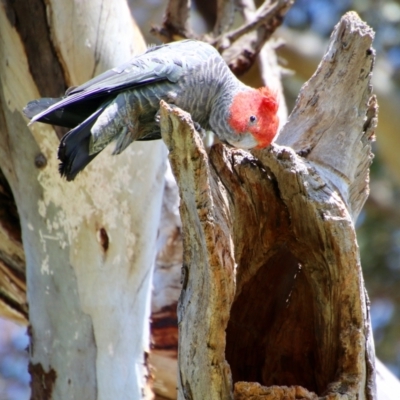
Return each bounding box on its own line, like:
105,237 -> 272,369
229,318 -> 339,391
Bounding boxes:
26,52 -> 187,125
24,40 -> 216,127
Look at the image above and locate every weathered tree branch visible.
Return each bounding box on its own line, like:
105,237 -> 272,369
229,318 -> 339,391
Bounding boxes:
160,101 -> 235,399
213,0 -> 292,51
152,0 -> 293,76
213,0 -> 236,36
276,13 -> 376,221
150,0 -> 192,42
218,0 -> 292,75
160,11 -> 377,400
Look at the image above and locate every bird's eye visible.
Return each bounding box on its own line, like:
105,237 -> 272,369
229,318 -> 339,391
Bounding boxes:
249,115 -> 257,123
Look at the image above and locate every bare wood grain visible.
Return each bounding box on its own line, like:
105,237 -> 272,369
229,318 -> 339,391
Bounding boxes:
161,101 -> 235,400
161,12 -> 377,400
276,12 -> 376,221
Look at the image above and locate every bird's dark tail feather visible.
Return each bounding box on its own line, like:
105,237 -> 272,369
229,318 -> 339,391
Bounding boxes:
58,107 -> 105,181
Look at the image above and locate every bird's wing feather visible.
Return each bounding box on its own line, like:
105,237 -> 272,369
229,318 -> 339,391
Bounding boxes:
25,40 -> 218,129
27,42 -> 196,125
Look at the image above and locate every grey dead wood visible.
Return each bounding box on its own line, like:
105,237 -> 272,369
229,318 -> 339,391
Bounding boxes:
160,12 -> 377,400
160,101 -> 235,399
152,0 -> 293,77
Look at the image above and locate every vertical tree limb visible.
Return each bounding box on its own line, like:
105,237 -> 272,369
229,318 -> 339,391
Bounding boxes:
0,1 -> 167,398
150,0 -> 191,42
161,103 -> 235,399
161,12 -> 377,400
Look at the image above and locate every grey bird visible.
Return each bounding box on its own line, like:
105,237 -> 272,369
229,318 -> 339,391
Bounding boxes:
24,40 -> 279,181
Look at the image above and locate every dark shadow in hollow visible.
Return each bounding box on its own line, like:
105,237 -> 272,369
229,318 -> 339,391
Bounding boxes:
225,248 -> 321,393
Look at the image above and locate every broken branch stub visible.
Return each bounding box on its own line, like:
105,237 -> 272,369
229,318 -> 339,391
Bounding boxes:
160,101 -> 235,400
277,11 -> 376,222
160,11 -> 376,400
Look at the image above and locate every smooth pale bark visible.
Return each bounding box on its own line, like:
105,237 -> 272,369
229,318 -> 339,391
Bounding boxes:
0,1 -> 166,398
161,12 -> 377,400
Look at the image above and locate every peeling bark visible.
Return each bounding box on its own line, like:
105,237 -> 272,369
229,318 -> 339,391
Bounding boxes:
29,362 -> 57,400
160,12 -> 377,400
0,1 -> 166,398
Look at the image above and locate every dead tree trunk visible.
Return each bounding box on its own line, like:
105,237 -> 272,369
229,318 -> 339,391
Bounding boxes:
161,12 -> 377,400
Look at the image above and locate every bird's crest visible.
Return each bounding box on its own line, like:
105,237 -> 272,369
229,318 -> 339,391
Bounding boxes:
228,87 -> 279,148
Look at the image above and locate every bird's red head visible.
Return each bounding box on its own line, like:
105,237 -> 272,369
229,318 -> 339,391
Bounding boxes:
228,87 -> 279,149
